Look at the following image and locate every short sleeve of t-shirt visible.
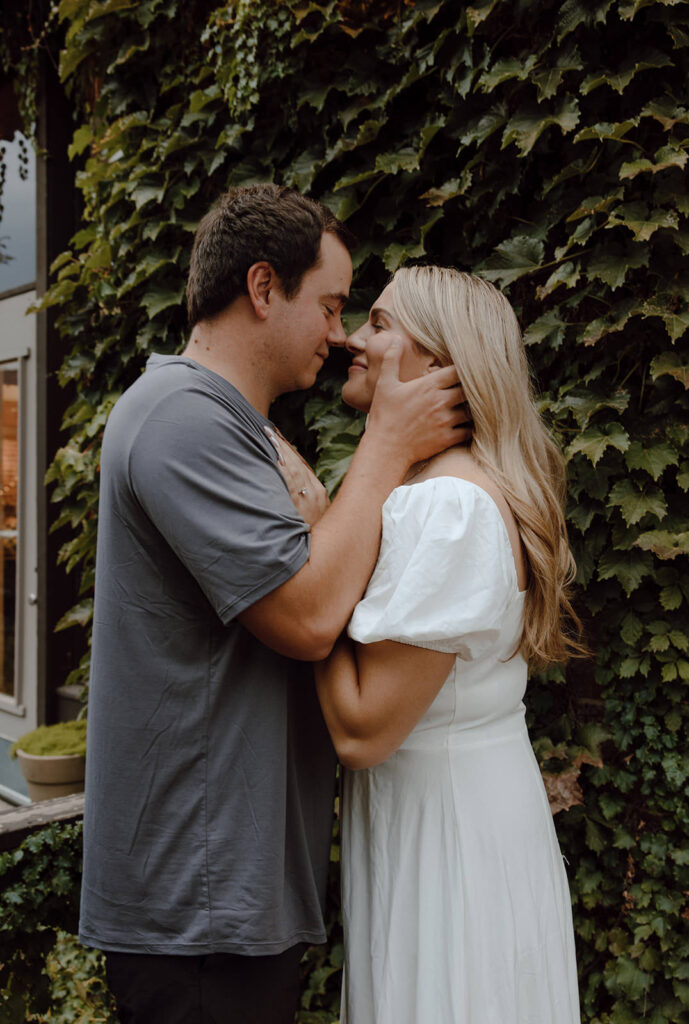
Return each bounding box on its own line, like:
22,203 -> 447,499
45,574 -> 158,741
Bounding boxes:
127,360 -> 310,624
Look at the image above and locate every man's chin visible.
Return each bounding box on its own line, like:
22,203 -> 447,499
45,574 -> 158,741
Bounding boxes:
285,368 -> 323,393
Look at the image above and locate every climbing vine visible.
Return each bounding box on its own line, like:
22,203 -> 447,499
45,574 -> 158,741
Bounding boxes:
1,0 -> 688,1020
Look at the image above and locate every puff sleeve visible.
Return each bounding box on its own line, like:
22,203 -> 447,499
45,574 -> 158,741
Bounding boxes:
347,477 -> 521,659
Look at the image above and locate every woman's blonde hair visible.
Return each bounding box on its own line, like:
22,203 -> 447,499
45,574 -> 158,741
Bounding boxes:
390,265 -> 585,669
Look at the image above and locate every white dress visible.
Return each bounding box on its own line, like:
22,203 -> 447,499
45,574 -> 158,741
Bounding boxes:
341,477 -> 580,1024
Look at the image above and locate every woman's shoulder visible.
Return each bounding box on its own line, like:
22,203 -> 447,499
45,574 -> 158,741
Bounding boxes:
401,449 -> 527,591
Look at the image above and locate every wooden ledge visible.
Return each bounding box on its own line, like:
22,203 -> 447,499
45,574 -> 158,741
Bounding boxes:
0,792 -> 84,852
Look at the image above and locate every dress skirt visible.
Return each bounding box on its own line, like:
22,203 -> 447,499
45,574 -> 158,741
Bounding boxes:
340,712 -> 580,1024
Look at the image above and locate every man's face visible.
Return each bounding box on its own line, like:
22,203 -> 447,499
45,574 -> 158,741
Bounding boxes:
271,232 -> 352,393
340,282 -> 436,412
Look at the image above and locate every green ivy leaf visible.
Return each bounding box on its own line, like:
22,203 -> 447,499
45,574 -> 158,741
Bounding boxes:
586,242 -> 649,289
669,629 -> 688,651
581,300 -> 642,345
536,260 -> 580,299
375,148 -> 420,176
67,125 -> 93,160
523,309 -> 567,348
383,240 -> 425,272
567,192 -> 621,221
581,51 -> 672,95
477,236 -> 545,286
566,423 -> 629,465
650,351 -> 689,387
640,94 -> 689,131
619,142 -> 689,179
556,389 -> 630,429
556,0 -> 613,43
646,304 -> 689,343
660,585 -> 683,610
606,202 -> 679,242
419,174 -> 471,207
664,708 -> 682,732
477,54 -> 538,92
634,529 -> 689,559
619,0 -> 687,21
459,102 -> 509,148
624,441 -> 677,480
608,479 -> 667,524
465,0 -> 502,35
574,119 -> 639,144
531,43 -> 582,101
141,284 -> 185,319
501,97 -> 580,156
597,549 -> 654,595
620,612 -> 644,644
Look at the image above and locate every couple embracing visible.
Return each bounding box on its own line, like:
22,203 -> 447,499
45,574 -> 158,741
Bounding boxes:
80,184 -> 582,1024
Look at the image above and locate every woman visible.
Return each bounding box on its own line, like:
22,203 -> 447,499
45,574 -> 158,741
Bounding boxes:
281,266 -> 582,1023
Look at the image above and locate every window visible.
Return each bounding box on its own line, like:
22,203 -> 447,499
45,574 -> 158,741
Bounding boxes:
0,132 -> 36,295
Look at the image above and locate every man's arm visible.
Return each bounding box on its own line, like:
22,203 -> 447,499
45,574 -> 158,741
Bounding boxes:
238,344 -> 467,659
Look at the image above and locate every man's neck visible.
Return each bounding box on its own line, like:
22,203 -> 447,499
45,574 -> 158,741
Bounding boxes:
181,314 -> 274,417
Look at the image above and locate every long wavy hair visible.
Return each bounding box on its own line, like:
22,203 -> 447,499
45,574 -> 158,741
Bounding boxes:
390,265 -> 585,669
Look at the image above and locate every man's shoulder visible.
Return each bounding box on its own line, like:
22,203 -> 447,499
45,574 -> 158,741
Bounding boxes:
110,356 -> 261,433
121,355 -> 218,404
104,357 -> 276,484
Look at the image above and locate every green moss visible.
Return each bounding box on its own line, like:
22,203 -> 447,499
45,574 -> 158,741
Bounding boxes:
10,720 -> 87,759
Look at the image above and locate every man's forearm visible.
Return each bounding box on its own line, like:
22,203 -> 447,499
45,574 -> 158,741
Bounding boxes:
238,426 -> 409,660
306,428 -> 408,625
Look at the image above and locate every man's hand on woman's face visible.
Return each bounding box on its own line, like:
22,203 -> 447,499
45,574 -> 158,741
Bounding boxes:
366,339 -> 472,466
265,427 -> 330,526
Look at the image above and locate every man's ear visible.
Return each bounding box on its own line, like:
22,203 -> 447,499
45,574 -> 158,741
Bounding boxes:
246,262 -> 279,320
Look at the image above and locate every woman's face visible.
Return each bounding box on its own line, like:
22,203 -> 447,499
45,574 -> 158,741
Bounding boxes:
340,282 -> 438,413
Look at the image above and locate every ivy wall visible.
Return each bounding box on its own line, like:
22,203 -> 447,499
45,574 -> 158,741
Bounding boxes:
1,0 -> 688,1021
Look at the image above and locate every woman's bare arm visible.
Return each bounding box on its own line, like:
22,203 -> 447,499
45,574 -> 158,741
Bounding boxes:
314,636 -> 455,769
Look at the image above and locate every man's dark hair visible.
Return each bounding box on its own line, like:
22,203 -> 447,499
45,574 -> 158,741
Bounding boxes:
186,184 -> 355,328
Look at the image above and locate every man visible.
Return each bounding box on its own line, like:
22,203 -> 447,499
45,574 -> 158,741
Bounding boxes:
80,184 -> 465,1023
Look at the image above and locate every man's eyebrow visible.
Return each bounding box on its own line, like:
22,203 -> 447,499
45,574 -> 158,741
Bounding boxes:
324,292 -> 349,307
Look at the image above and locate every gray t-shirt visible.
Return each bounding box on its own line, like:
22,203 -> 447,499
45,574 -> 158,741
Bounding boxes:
79,354 -> 337,955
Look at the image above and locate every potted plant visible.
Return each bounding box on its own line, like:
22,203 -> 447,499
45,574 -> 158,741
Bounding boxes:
9,720 -> 87,802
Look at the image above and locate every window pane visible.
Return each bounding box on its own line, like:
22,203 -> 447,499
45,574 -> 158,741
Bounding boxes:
0,366 -> 18,698
0,132 -> 36,294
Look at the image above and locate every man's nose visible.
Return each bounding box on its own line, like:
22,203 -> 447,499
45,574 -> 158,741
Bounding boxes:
327,316 -> 348,347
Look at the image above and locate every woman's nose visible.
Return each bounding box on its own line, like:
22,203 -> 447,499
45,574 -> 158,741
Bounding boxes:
345,329 -> 366,354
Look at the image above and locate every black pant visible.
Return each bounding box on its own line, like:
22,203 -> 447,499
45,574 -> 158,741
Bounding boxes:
105,945 -> 305,1024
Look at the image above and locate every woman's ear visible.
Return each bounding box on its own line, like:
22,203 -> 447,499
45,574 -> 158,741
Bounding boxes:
246,262 -> 277,320
423,353 -> 448,373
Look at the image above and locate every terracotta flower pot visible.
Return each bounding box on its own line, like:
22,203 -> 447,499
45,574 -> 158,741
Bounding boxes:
16,749 -> 86,802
